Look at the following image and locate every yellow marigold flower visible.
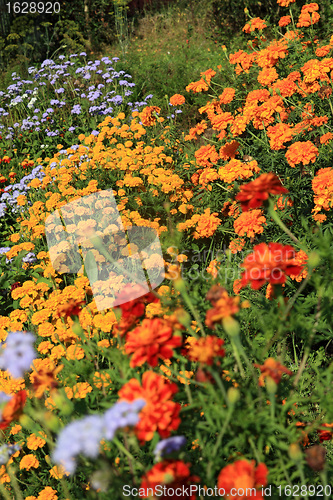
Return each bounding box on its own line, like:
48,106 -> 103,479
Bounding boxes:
93,371 -> 112,389
234,210 -> 267,238
37,323 -> 54,339
37,341 -> 53,354
9,233 -> 21,242
20,454 -> 39,470
10,424 -> 22,435
50,345 -> 66,361
66,344 -> 85,360
66,382 -> 92,399
37,487 -> 58,500
0,465 -> 10,483
50,465 -> 67,479
98,339 -> 111,348
177,371 -> 193,384
27,432 -> 47,450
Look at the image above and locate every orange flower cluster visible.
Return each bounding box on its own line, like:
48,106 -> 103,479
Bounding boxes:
297,3 -> 320,28
243,17 -> 267,34
234,209 -> 267,238
285,141 -> 319,168
170,94 -> 185,106
312,167 -> 333,221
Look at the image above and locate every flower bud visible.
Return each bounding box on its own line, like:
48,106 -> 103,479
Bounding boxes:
222,317 -> 240,337
227,387 -> 240,405
288,443 -> 303,462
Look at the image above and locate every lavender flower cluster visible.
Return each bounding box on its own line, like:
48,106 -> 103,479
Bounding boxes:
52,399 -> 146,474
0,54 -> 154,148
0,330 -> 36,379
0,165 -> 45,218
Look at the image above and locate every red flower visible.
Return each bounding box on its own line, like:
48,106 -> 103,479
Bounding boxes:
185,336 -> 225,366
56,299 -> 85,318
118,371 -> 181,442
140,460 -> 200,499
317,423 -> 333,442
239,242 -> 303,290
217,459 -> 268,499
0,391 -> 27,430
115,284 -> 159,335
236,173 -> 288,212
125,318 -> 182,368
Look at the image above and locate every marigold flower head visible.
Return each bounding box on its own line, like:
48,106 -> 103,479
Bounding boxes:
236,173 -> 288,212
277,0 -> 295,6
140,460 -> 199,499
218,459 -> 268,500
312,167 -> 333,219
240,242 -> 303,290
140,106 -> 161,126
125,318 -> 182,368
0,390 -> 27,430
118,371 -> 181,442
219,88 -> 235,104
31,363 -> 63,398
193,208 -> 221,239
186,336 -> 225,365
55,299 -> 85,319
285,141 -> 318,168
170,94 -> 185,106
279,15 -> 292,27
205,290 -> 241,328
243,17 -> 267,33
254,357 -> 293,386
186,78 -> 209,93
234,210 -> 266,238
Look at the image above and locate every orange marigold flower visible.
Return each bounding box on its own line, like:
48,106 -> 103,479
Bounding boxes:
140,460 -> 199,500
277,0 -> 295,6
217,460 -> 268,500
205,289 -> 244,329
186,78 -> 209,93
193,208 -> 221,239
27,432 -> 47,450
186,336 -> 225,365
301,3 -> 319,14
254,357 -> 293,386
125,318 -> 182,368
289,250 -> 308,282
239,242 -> 303,290
317,423 -> 333,442
236,173 -> 288,211
267,122 -> 293,150
279,15 -> 292,26
320,132 -> 333,145
297,11 -> 320,28
285,141 -> 318,168
169,94 -> 185,106
211,112 -> 234,131
219,140 -> 239,160
229,238 -> 246,254
257,67 -> 279,86
243,17 -> 267,33
219,159 -> 260,184
140,106 -> 161,126
0,391 -> 27,430
234,210 -> 266,238
219,88 -> 235,104
118,371 -> 181,442
312,167 -> 333,218
195,144 -> 219,167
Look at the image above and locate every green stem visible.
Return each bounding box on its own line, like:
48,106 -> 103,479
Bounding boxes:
268,199 -> 304,248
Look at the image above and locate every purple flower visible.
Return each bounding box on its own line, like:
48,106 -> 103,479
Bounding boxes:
0,331 -> 36,379
55,88 -> 65,94
103,399 -> 146,440
71,104 -> 81,115
52,415 -> 105,474
0,444 -> 21,465
22,252 -> 37,264
68,126 -> 76,132
154,436 -> 186,461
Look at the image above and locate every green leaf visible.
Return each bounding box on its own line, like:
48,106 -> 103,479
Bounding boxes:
84,250 -> 98,283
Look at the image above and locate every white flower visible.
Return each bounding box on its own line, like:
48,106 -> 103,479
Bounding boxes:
27,97 -> 37,109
